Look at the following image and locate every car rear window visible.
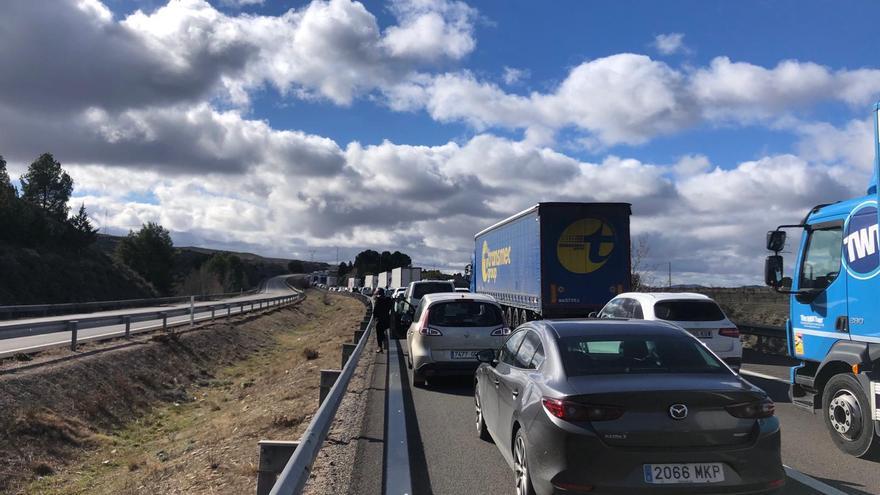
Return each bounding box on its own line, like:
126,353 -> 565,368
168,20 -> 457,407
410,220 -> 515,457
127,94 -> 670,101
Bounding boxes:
558,335 -> 726,376
427,301 -> 503,327
413,282 -> 455,299
653,300 -> 725,322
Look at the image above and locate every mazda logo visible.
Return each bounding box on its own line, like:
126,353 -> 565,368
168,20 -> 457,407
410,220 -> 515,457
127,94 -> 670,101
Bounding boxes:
669,404 -> 688,420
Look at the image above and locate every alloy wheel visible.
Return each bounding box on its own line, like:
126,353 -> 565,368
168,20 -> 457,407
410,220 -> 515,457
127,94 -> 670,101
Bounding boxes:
514,434 -> 528,495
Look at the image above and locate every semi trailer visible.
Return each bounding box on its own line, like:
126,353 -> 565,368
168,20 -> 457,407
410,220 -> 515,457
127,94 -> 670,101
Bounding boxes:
470,202 -> 632,327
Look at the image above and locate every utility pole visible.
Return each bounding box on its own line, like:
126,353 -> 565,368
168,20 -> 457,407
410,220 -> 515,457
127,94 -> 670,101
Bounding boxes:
667,262 -> 672,288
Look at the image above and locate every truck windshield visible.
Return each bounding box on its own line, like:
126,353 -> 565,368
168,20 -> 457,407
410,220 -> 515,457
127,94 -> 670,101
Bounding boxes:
653,300 -> 725,321
413,282 -> 455,299
428,302 -> 503,327
799,226 -> 842,291
558,335 -> 727,376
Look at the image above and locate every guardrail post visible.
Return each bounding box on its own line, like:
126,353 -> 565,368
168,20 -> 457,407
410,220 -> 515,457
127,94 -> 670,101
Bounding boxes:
341,343 -> 356,368
190,296 -> 195,327
354,330 -> 365,343
69,320 -> 79,351
256,440 -> 299,495
211,307 -> 215,322
319,370 -> 342,405
123,316 -> 131,339
227,304 -> 231,321
160,312 -> 168,332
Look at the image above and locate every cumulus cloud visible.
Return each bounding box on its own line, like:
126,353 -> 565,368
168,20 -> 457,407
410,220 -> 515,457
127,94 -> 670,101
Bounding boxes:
653,33 -> 686,55
391,54 -> 880,147
502,67 -> 529,85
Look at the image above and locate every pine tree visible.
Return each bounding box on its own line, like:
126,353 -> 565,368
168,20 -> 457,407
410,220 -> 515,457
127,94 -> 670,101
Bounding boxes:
69,203 -> 98,248
20,153 -> 73,219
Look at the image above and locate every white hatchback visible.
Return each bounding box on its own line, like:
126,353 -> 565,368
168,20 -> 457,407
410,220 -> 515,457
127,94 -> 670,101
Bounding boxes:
406,293 -> 510,386
597,292 -> 743,370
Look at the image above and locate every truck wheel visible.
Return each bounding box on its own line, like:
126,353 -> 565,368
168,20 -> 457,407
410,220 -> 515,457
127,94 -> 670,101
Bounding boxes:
822,374 -> 879,458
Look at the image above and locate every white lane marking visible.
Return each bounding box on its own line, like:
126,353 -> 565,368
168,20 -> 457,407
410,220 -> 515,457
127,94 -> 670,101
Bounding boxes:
784,465 -> 852,495
740,369 -> 789,384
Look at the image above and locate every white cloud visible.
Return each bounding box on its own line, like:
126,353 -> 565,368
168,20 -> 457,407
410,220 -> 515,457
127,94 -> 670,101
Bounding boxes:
653,33 -> 686,55
502,66 -> 529,85
382,0 -> 478,62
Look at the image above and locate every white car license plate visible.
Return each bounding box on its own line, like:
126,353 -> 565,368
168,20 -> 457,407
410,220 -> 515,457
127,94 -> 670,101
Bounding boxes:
688,329 -> 713,338
644,463 -> 724,484
451,351 -> 477,360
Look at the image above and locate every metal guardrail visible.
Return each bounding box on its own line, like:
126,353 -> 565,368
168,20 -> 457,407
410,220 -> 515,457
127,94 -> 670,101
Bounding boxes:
0,288 -> 303,357
0,288 -> 266,320
738,323 -> 785,338
385,339 -> 412,495
267,293 -> 374,495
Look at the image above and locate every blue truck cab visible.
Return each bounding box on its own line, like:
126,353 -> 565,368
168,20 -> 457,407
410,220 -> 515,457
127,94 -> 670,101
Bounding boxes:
765,103 -> 880,458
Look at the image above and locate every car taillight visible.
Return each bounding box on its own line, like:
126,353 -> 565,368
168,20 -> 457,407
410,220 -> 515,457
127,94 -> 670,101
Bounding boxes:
726,398 -> 775,418
419,326 -> 443,336
542,397 -> 624,422
719,327 -> 740,338
490,326 -> 511,336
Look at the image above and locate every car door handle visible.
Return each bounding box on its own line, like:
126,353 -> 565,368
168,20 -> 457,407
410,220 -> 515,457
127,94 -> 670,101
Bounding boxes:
512,390 -> 519,398
493,379 -> 500,388
835,316 -> 849,333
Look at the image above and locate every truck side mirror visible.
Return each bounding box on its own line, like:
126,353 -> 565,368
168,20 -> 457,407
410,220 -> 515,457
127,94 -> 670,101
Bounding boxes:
764,255 -> 784,287
766,230 -> 786,252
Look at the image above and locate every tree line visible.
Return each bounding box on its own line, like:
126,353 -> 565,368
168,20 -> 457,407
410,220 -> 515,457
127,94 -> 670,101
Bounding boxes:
0,153 -> 272,299
337,249 -> 412,280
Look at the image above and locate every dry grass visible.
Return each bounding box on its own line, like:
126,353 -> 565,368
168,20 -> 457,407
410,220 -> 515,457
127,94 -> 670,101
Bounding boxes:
1,290 -> 364,495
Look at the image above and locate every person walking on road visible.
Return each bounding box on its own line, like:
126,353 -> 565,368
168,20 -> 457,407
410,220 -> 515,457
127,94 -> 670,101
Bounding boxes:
373,288 -> 392,353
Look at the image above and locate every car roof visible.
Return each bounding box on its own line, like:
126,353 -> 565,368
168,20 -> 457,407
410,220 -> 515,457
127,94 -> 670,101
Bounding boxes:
539,319 -> 687,338
410,280 -> 455,285
614,292 -> 713,303
420,292 -> 497,305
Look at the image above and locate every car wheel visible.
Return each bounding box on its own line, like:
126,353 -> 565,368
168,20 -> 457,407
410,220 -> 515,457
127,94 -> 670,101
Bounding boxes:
823,374 -> 880,458
412,368 -> 426,388
513,430 -> 536,495
475,387 -> 491,441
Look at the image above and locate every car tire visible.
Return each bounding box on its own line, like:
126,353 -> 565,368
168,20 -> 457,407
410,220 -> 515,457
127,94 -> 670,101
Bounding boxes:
513,430 -> 536,495
822,373 -> 880,458
412,368 -> 426,388
474,387 -> 492,442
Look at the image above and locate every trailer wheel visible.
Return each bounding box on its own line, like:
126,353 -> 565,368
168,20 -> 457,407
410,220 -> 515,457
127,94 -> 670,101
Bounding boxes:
822,374 -> 879,458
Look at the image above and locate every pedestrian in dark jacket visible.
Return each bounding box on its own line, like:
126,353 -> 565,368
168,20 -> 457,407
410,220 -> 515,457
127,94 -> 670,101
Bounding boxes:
373,288 -> 393,352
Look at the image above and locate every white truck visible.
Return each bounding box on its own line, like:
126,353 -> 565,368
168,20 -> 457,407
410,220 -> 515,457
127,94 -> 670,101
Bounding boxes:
364,275 -> 376,290
347,277 -> 360,290
391,267 -> 422,289
377,271 -> 389,289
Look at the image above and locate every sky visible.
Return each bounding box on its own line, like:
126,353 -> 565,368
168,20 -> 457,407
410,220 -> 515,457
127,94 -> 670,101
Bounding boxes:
1,0 -> 878,285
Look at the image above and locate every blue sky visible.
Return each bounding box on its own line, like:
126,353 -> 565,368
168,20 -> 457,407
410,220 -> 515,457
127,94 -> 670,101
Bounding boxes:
1,0 -> 878,284
106,0 -> 878,168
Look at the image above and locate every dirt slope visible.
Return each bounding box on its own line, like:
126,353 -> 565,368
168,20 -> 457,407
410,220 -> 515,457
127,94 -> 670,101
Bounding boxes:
0,290 -> 364,494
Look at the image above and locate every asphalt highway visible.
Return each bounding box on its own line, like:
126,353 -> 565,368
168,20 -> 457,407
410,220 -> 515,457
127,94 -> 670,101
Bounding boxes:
395,340 -> 878,495
0,275 -> 299,358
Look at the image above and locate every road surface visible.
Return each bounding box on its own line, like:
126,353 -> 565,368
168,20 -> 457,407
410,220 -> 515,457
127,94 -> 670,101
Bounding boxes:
395,340 -> 878,495
0,275 -> 300,358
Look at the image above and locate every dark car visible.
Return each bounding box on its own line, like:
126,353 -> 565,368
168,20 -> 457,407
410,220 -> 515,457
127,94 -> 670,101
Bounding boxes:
474,319 -> 784,495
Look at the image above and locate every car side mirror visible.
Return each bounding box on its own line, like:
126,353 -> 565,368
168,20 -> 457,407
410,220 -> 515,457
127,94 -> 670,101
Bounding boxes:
764,255 -> 784,288
476,349 -> 495,364
766,230 -> 786,252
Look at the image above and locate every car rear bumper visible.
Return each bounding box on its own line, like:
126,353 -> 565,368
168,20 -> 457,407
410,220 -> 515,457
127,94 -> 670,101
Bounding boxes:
526,416 -> 783,495
414,361 -> 480,377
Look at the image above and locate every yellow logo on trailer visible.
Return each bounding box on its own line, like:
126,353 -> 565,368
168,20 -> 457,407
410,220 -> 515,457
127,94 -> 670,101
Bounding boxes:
557,218 -> 616,274
482,240 -> 512,283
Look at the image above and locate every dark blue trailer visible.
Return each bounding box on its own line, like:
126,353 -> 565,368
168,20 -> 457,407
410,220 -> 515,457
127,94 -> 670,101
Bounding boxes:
471,202 -> 632,326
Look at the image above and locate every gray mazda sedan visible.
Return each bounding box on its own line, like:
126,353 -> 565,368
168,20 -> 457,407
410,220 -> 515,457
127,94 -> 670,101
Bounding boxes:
474,319 -> 784,495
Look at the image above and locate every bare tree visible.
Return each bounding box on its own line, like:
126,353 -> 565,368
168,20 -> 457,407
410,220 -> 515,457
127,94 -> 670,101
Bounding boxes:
631,237 -> 657,291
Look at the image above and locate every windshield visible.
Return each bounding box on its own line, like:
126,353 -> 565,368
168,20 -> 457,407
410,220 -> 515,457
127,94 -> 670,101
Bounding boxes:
427,301 -> 503,327
653,300 -> 725,321
558,335 -> 727,376
412,282 -> 455,299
